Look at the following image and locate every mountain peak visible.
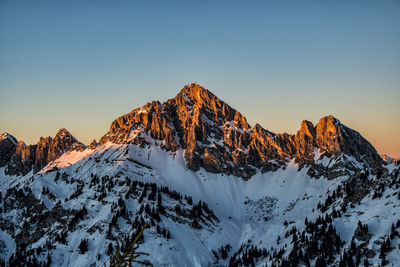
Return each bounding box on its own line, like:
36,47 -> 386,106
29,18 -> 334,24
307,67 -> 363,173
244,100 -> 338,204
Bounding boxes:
299,120 -> 316,137
0,127 -> 86,176
0,132 -> 18,145
174,83 -> 221,109
54,128 -> 76,140
99,84 -> 383,178
56,128 -> 69,136
313,115 -> 382,168
179,82 -> 210,99
171,83 -> 250,129
89,139 -> 98,149
317,115 -> 340,128
0,132 -> 19,168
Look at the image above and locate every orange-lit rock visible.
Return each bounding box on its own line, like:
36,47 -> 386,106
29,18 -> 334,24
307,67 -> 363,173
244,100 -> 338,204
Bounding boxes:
1,128 -> 85,175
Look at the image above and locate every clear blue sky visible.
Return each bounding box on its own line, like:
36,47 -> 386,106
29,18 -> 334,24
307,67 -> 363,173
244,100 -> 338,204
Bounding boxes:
1,0 -> 399,157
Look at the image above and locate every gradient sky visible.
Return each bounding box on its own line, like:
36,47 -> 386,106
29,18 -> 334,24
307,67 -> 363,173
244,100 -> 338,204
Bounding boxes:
1,0 -> 399,157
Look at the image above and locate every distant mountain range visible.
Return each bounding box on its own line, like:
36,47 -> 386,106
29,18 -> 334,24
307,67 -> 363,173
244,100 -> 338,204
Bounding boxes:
0,83 -> 399,266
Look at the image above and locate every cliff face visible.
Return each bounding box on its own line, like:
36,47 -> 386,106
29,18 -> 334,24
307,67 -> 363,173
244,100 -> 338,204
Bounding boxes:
315,116 -> 382,168
0,129 -> 85,176
99,83 -> 383,179
1,83 -> 382,177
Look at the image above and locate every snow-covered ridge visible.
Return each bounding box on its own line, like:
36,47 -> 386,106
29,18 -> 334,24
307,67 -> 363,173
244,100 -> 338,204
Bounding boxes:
0,139 -> 399,266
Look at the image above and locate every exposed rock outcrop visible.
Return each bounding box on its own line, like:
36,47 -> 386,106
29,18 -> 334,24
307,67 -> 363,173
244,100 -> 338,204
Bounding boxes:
1,84 -> 382,178
0,133 -> 18,167
99,83 -> 383,178
294,120 -> 316,164
89,139 -> 99,149
1,129 -> 85,176
315,115 -> 381,168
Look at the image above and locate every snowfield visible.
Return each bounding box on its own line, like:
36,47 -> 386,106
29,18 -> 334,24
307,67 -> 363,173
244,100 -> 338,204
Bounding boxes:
0,140 -> 399,266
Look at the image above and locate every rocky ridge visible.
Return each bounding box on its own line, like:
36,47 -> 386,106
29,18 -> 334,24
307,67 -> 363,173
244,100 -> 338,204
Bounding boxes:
0,83 -> 383,179
99,83 -> 383,179
0,129 -> 85,176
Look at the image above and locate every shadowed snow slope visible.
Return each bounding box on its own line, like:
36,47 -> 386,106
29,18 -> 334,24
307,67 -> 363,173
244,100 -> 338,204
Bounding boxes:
0,139 -> 399,266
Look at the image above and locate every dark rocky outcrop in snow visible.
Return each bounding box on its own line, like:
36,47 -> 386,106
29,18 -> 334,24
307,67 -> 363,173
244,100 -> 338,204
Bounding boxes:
0,133 -> 18,167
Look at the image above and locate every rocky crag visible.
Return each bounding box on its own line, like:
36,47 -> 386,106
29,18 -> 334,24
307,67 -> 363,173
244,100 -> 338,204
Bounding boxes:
1,83 -> 383,178
99,83 -> 383,179
0,129 -> 85,176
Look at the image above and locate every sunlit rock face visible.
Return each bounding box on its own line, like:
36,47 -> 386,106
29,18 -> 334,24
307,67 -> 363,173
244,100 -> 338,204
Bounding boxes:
0,83 -> 383,178
315,115 -> 382,168
0,129 -> 85,176
99,83 -> 383,179
293,120 -> 316,165
33,128 -> 86,173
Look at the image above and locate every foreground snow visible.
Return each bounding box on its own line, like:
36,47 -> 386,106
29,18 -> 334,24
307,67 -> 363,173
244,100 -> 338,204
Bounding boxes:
0,141 -> 399,266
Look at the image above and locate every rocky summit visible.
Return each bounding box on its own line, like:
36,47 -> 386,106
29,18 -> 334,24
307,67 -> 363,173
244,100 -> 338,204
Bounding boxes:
0,83 -> 399,267
100,83 -> 383,179
0,128 -> 85,176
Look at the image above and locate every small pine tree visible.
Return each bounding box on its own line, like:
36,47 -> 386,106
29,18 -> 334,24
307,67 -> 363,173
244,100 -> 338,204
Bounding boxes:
109,223 -> 151,266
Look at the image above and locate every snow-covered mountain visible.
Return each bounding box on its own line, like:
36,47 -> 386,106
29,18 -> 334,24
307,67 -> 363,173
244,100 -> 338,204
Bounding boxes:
0,83 -> 399,267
